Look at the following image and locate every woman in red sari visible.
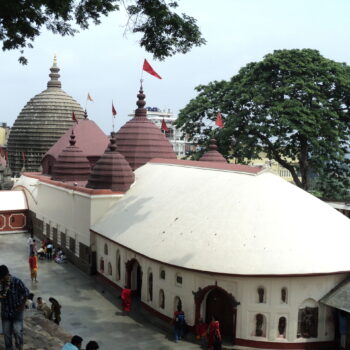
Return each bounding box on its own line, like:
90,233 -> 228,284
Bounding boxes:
121,287 -> 132,312
207,316 -> 222,350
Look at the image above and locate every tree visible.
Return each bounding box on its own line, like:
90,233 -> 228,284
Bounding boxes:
0,0 -> 205,64
176,49 -> 350,191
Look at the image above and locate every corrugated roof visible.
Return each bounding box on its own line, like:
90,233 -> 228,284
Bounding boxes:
320,277 -> 350,312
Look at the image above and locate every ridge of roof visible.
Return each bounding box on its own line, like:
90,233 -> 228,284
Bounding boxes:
148,158 -> 264,175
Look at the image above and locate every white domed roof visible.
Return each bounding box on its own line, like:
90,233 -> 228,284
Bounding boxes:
91,159 -> 350,276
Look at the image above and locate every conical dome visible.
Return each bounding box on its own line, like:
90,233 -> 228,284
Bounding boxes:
7,57 -> 84,175
199,139 -> 227,163
86,132 -> 135,192
115,86 -> 176,170
52,130 -> 90,181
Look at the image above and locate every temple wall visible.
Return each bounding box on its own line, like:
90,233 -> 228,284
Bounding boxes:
95,233 -> 345,348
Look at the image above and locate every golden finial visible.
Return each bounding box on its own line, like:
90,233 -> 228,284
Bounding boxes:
53,54 -> 57,65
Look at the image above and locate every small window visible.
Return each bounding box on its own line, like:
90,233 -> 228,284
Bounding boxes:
159,289 -> 165,309
160,269 -> 166,280
297,306 -> 318,338
278,317 -> 287,338
174,296 -> 182,312
255,314 -> 266,337
281,288 -> 288,303
104,243 -> 108,255
148,272 -> 153,301
257,286 -> 265,303
176,275 -> 182,285
69,237 -> 75,253
108,262 -> 112,275
100,258 -> 104,272
116,250 -> 121,281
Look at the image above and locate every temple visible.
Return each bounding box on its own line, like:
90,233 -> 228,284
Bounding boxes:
2,60 -> 350,349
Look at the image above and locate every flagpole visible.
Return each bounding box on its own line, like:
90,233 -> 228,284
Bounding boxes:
112,100 -> 115,132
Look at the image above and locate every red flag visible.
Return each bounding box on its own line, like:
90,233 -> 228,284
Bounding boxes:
72,111 -> 78,123
112,102 -> 117,117
215,112 -> 224,128
161,118 -> 169,132
143,59 -> 162,79
22,151 -> 26,161
87,93 -> 94,102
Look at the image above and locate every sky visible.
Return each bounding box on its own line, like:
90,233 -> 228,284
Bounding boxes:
1,0 -> 350,134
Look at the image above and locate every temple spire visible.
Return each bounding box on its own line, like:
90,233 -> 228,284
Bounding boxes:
69,129 -> 76,146
134,85 -> 147,118
47,55 -> 61,88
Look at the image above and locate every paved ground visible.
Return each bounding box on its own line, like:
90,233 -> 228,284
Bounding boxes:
0,233 -> 234,350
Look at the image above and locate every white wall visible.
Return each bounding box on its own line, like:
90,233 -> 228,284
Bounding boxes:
14,175 -> 121,255
95,234 -> 344,345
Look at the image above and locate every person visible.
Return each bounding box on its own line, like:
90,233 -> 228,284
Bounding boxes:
37,297 -> 51,319
32,239 -> 38,255
28,252 -> 38,282
173,305 -> 185,342
25,293 -> 36,309
37,247 -> 46,260
46,241 -> 53,260
196,317 -> 208,346
61,335 -> 83,350
49,297 -> 61,325
86,340 -> 99,350
121,287 -> 132,312
27,233 -> 34,255
0,265 -> 29,350
55,250 -> 66,264
207,316 -> 222,350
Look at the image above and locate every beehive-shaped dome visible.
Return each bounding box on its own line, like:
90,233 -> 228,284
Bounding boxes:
51,130 -> 90,181
7,57 -> 84,175
199,139 -> 227,163
86,132 -> 135,192
115,86 -> 176,170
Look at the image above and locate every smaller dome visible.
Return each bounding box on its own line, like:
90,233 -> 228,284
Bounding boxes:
52,130 -> 90,181
86,132 -> 135,192
199,139 -> 227,163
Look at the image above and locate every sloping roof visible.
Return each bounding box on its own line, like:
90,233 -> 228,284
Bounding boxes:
91,161 -> 350,276
0,191 -> 27,211
43,119 -> 109,161
320,278 -> 350,312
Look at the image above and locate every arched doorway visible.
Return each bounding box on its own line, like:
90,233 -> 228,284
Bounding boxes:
125,259 -> 142,297
194,285 -> 239,344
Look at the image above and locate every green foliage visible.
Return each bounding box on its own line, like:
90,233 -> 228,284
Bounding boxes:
177,49 -> 350,190
0,0 -> 205,64
311,161 -> 350,201
127,0 -> 206,60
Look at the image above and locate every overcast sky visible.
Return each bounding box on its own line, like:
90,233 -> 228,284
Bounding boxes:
1,0 -> 350,133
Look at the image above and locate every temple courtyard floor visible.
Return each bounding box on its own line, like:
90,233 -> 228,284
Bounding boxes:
0,233 -> 234,350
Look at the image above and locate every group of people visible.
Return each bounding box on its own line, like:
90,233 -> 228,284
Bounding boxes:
61,335 -> 99,350
25,292 -> 62,325
172,305 -> 222,350
0,263 -> 100,350
27,233 -> 66,264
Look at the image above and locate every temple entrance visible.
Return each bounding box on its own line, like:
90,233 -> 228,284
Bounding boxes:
126,259 -> 142,297
205,288 -> 235,339
194,285 -> 238,343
